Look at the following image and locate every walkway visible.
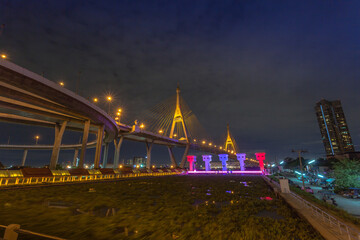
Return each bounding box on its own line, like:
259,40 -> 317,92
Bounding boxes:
263,176 -> 360,240
289,177 -> 360,217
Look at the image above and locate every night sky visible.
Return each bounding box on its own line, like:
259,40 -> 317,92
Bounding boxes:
1,0 -> 360,166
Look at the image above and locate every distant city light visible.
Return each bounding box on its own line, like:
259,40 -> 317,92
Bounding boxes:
280,161 -> 284,165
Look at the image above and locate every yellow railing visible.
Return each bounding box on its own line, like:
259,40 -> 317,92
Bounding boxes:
0,172 -> 181,187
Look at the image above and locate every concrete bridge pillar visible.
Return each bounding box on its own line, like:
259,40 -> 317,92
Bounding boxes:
113,136 -> 123,169
21,149 -> 28,166
202,155 -> 212,171
94,125 -> 104,169
78,120 -> 90,168
187,155 -> 196,171
180,144 -> 190,168
255,152 -> 266,172
73,148 -> 79,167
50,121 -> 68,170
218,154 -> 228,171
236,153 -> 246,171
145,140 -> 154,169
167,146 -> 177,167
102,142 -> 109,168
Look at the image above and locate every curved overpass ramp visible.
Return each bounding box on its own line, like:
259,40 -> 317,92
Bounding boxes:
0,59 -> 119,169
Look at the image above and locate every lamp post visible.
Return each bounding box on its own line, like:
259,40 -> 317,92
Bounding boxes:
106,96 -> 112,115
292,149 -> 307,190
35,135 -> 40,145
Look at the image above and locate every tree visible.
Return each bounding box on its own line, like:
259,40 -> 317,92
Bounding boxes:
332,159 -> 360,189
0,161 -> 4,169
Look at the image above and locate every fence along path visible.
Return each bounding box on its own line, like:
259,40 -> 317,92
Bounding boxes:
263,176 -> 360,240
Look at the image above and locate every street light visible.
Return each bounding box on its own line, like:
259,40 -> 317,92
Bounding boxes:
158,130 -> 163,134
59,81 -> 65,87
1,54 -> 7,59
140,123 -> 145,129
106,95 -> 112,115
35,135 -> 40,144
93,97 -> 98,103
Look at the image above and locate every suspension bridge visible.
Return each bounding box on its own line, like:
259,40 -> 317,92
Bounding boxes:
0,58 -> 265,172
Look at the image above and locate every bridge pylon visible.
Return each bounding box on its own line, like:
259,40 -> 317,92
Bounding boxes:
169,85 -> 189,142
168,85 -> 190,168
224,124 -> 237,153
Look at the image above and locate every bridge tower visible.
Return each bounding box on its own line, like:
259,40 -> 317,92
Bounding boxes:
168,85 -> 190,168
169,85 -> 189,141
224,124 -> 236,152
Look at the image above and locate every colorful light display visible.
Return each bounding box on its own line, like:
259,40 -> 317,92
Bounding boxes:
255,152 -> 266,172
236,153 -> 246,171
187,155 -> 196,171
202,155 -> 212,171
218,154 -> 228,171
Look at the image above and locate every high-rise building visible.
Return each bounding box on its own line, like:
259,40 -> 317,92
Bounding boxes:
315,99 -> 354,156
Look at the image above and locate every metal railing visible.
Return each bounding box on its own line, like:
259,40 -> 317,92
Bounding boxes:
0,172 -> 181,188
263,176 -> 360,240
0,224 -> 66,240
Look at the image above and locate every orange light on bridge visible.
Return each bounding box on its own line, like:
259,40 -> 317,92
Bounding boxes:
59,81 -> 65,87
214,145 -> 217,147
93,97 -> 98,103
158,129 -> 163,134
106,96 -> 112,101
116,112 -> 121,116
193,139 -> 197,142
219,146 -> 222,149
209,143 -> 212,146
170,165 -> 174,168
202,141 -> 206,144
140,123 -> 145,129
117,108 -> 122,112
119,165 -> 123,168
152,165 -> 156,168
1,54 -> 7,59
173,134 -> 177,137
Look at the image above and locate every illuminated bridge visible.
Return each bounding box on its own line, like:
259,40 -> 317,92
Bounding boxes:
0,58 -> 265,171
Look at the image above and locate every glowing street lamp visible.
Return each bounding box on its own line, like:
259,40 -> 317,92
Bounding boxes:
59,81 -> 65,87
35,135 -> 40,144
1,54 -> 7,59
173,134 -> 177,137
140,123 -> 145,129
193,139 -> 197,142
106,95 -> 112,114
202,141 -> 206,144
93,97 -> 98,103
158,129 -> 163,134
220,146 -> 222,150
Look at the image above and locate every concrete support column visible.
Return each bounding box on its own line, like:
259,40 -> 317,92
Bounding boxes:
236,153 -> 246,171
21,149 -> 28,166
218,154 -> 228,171
255,152 -> 266,172
73,148 -> 79,167
94,125 -> 104,169
167,146 -> 177,167
145,140 -> 154,169
78,120 -> 90,168
180,144 -> 190,168
102,142 -> 109,168
113,136 -> 124,169
202,155 -> 212,171
187,155 -> 196,171
49,121 -> 68,170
